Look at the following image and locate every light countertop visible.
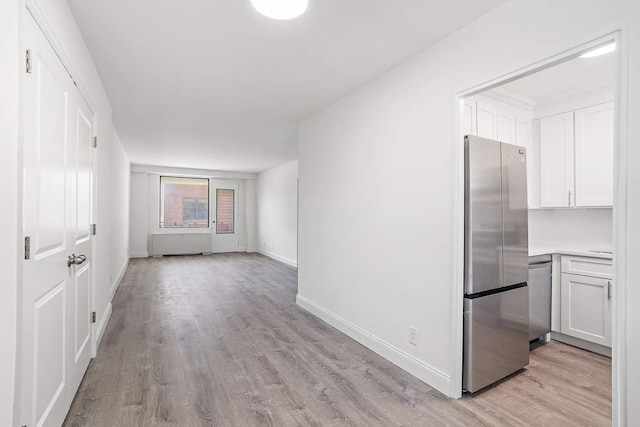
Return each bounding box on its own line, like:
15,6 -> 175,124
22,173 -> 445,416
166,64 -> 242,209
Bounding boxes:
529,248 -> 613,259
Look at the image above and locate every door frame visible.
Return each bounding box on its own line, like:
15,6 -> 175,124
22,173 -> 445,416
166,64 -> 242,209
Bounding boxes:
16,0 -> 100,420
450,29 -> 628,426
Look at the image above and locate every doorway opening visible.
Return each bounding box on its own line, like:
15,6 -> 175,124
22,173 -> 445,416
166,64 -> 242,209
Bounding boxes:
453,33 -> 625,425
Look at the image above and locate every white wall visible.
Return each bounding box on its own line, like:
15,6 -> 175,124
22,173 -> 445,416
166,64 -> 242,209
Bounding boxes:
297,0 -> 640,421
0,0 -> 20,424
0,0 -> 131,424
129,166 -> 257,257
257,160 -> 298,267
529,209 -> 613,251
246,179 -> 258,252
106,130 -> 131,303
130,172 -> 150,257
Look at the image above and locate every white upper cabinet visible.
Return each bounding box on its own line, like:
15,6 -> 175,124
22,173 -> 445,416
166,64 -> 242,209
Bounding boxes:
463,94 -> 536,207
539,112 -> 575,208
574,102 -> 614,207
538,101 -> 614,209
476,97 -> 498,139
465,89 -> 613,210
497,104 -> 517,145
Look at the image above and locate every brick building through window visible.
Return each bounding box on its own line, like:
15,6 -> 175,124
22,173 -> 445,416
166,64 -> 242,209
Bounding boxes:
160,177 -> 209,228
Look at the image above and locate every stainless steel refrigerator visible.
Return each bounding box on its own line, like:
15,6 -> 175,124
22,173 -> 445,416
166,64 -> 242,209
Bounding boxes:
463,135 -> 530,393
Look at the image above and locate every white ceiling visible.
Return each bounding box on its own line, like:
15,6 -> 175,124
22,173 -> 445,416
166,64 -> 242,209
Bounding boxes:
68,0 -> 506,172
498,51 -> 616,105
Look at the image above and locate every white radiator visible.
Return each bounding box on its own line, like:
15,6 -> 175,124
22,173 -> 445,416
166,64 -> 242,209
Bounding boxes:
152,233 -> 211,256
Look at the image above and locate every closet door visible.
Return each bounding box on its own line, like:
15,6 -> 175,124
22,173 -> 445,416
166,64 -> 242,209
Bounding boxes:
20,12 -> 95,427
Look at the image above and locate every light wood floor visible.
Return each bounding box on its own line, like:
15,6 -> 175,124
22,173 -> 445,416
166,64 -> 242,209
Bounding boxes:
64,253 -> 611,426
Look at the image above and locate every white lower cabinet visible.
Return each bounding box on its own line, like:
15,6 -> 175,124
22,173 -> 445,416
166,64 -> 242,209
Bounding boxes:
559,256 -> 612,348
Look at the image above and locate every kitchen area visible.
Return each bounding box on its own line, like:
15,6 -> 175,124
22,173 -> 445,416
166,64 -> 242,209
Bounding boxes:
462,41 -> 616,393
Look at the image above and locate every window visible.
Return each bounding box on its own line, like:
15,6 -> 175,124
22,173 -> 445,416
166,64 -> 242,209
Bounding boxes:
182,198 -> 208,221
160,176 -> 209,228
216,189 -> 234,234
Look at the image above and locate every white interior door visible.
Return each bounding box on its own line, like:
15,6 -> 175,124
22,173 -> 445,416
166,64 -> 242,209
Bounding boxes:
211,179 -> 239,253
20,12 -> 95,427
67,81 -> 94,398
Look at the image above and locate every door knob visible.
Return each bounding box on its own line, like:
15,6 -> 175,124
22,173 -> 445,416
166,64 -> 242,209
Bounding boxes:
67,254 -> 87,267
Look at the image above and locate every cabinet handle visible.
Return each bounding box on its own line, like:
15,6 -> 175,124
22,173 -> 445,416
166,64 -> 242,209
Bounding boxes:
608,281 -> 612,300
568,190 -> 572,207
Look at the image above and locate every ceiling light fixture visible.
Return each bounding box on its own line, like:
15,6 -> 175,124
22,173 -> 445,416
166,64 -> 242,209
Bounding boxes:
250,0 -> 308,20
579,42 -> 616,58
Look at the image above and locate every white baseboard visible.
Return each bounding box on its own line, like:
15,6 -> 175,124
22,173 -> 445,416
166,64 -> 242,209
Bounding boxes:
551,332 -> 612,357
95,258 -> 129,354
246,247 -> 258,253
258,249 -> 297,268
110,258 -> 129,301
95,302 -> 112,352
130,251 -> 149,258
296,294 -> 451,396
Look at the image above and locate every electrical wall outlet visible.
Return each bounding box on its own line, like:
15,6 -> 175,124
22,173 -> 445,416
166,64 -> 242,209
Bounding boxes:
409,327 -> 418,346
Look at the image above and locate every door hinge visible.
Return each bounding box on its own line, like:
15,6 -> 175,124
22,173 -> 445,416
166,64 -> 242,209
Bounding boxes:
91,312 -> 96,323
91,224 -> 97,235
26,49 -> 32,74
93,136 -> 98,148
24,236 -> 31,260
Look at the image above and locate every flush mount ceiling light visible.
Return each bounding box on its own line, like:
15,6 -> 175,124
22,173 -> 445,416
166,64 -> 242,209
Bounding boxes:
579,42 -> 616,58
251,0 -> 309,20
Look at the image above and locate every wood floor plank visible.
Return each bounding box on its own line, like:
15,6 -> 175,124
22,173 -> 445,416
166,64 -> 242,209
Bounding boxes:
64,253 -> 611,426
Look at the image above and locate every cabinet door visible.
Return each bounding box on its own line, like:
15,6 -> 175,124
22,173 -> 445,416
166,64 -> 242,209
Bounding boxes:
497,103 -> 517,145
476,97 -> 497,139
561,273 -> 611,347
574,102 -> 614,207
539,112 -> 575,207
463,98 -> 477,137
515,109 -> 533,149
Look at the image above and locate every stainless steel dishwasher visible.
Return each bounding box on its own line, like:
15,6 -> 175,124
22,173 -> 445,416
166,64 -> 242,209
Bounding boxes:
529,255 -> 552,341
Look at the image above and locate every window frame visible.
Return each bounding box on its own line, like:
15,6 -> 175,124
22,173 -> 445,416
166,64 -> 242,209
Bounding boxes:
159,176 -> 210,229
